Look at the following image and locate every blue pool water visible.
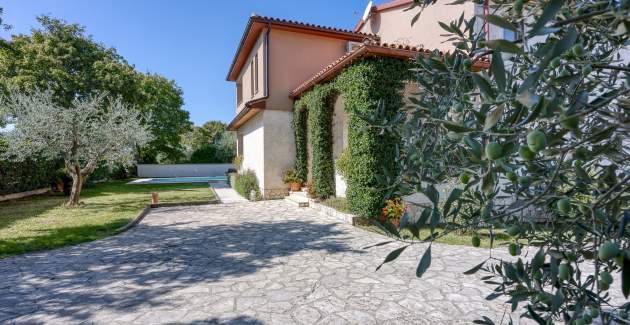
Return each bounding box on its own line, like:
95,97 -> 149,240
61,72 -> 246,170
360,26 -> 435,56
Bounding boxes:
128,176 -> 227,185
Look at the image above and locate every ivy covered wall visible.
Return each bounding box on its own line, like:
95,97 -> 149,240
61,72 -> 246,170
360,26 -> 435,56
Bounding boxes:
293,56 -> 412,217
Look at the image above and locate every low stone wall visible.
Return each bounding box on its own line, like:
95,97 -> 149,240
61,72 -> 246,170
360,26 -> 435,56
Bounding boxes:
308,199 -> 358,225
0,188 -> 50,202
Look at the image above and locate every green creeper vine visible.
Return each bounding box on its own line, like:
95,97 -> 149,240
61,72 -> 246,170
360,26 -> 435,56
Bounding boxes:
293,56 -> 412,217
292,102 -> 308,183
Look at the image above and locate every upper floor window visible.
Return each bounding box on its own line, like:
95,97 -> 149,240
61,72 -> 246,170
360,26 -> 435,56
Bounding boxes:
236,82 -> 243,106
254,54 -> 259,94
250,61 -> 254,97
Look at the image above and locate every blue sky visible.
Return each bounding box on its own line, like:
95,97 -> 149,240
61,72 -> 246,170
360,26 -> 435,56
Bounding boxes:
1,0 -> 374,125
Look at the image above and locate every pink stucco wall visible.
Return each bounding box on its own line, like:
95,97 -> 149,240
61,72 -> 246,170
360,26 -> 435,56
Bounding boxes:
266,29 -> 348,111
235,30 -> 267,113
358,1 -> 476,52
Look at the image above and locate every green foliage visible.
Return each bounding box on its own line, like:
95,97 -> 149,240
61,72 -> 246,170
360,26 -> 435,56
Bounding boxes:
0,159 -> 60,195
181,120 -> 236,164
335,57 -> 411,218
335,148 -> 350,178
293,57 -> 411,215
233,155 -> 243,170
0,16 -> 191,163
137,74 -> 192,163
295,83 -> 336,199
282,169 -> 301,184
189,145 -> 218,163
234,170 -> 261,201
292,102 -> 308,182
371,1 -> 630,323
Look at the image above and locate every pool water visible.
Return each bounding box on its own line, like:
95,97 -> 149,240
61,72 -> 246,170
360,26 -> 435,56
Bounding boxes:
128,176 -> 228,185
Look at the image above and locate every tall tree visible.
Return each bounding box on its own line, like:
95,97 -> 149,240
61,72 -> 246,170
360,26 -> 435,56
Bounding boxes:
0,16 -> 191,161
137,74 -> 191,163
1,90 -> 151,206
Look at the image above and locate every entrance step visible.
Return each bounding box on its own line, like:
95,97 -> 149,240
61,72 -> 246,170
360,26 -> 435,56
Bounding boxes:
284,192 -> 309,207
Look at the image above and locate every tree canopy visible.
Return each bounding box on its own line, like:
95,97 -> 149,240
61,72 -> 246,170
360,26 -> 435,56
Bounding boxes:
1,90 -> 151,206
0,16 -> 191,163
369,0 -> 629,323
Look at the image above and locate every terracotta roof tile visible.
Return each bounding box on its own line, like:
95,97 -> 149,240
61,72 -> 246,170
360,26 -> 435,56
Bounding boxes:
290,41 -> 490,98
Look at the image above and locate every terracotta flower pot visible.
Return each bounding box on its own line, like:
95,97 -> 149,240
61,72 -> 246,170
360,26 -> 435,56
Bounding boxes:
290,182 -> 302,192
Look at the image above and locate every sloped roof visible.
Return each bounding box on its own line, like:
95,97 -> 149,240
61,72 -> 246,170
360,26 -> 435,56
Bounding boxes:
226,15 -> 379,81
290,41 -> 490,98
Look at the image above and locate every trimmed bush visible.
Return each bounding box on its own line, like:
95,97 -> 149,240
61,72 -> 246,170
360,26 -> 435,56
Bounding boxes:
234,169 -> 261,200
0,159 -> 61,195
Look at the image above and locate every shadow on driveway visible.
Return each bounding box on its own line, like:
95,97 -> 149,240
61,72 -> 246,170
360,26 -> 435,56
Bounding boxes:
0,209 -> 359,323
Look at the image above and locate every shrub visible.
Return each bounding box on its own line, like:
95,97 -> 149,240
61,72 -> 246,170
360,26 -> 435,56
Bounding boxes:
234,169 -> 260,200
233,154 -> 243,170
0,159 -> 61,195
189,145 -> 218,163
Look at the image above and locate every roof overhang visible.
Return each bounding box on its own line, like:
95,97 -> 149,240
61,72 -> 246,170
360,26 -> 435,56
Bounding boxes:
289,42 -> 491,98
226,16 -> 378,81
226,98 -> 267,131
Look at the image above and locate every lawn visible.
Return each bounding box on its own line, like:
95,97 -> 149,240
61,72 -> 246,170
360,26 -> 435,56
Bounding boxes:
322,197 -> 514,248
0,180 -> 215,258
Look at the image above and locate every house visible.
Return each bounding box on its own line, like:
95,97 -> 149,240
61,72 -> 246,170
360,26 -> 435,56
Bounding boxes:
226,0 -> 502,202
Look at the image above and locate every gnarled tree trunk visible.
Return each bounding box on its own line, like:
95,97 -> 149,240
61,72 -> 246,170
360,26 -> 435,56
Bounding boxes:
66,162 -> 95,207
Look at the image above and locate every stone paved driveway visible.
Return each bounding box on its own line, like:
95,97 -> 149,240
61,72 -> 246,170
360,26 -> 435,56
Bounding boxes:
2,200 -> 526,324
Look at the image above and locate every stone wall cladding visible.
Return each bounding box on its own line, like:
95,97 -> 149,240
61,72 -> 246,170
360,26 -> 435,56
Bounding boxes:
263,188 -> 288,200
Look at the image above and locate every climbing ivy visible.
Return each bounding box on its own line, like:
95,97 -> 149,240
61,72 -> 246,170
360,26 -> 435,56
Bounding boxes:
295,83 -> 336,198
335,57 -> 412,217
292,102 -> 308,183
293,56 -> 412,217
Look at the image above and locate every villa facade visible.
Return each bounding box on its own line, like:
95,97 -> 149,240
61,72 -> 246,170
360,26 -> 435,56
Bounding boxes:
227,0 -> 504,200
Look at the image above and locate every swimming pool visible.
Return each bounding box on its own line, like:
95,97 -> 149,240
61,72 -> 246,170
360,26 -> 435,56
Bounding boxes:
127,176 -> 228,185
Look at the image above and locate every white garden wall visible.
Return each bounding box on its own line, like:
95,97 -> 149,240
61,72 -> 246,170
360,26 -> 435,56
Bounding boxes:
137,164 -> 235,178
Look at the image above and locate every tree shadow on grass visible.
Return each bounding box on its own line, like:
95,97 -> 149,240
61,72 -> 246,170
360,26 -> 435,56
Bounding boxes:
0,218 -> 130,258
0,207 -> 358,323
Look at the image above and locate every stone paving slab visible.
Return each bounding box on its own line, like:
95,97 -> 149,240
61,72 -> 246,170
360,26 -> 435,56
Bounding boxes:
0,200 -> 618,324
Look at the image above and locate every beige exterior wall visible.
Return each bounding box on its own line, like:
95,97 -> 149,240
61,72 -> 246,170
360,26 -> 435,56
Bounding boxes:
261,110 -> 295,199
236,30 -> 267,112
267,29 -> 348,111
358,1 -> 475,52
239,113 -> 265,189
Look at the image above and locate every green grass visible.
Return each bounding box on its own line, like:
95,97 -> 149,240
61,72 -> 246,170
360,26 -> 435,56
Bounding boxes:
0,180 -> 215,258
320,197 -> 351,213
321,197 -> 514,248
355,223 -> 514,248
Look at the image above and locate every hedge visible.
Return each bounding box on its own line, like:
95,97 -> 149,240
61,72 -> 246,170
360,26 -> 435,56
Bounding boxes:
293,57 -> 412,217
0,159 -> 61,195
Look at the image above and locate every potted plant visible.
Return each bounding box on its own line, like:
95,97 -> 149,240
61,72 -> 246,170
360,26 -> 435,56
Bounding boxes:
381,198 -> 405,228
283,169 -> 302,192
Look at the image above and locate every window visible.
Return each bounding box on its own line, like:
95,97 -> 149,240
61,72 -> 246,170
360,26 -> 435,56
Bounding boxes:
254,54 -> 259,94
236,82 -> 243,106
250,61 -> 254,97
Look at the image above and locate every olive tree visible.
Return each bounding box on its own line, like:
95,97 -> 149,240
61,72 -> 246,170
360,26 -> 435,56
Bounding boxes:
1,90 -> 152,206
369,0 -> 629,323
